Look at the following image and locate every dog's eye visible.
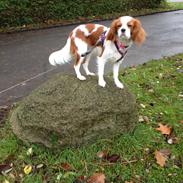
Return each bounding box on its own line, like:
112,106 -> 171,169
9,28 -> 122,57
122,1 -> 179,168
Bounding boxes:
117,24 -> 122,28
128,24 -> 132,28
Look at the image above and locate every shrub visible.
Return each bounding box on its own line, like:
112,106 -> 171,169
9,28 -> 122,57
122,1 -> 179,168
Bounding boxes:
0,0 -> 165,28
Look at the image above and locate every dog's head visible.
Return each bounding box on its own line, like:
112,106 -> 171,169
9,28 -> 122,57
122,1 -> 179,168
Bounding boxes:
106,16 -> 146,46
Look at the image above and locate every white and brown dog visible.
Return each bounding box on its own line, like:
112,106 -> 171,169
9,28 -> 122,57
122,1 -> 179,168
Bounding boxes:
49,16 -> 146,88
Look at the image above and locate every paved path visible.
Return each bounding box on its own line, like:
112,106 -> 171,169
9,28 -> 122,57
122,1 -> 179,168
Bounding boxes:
0,10 -> 183,105
168,0 -> 183,2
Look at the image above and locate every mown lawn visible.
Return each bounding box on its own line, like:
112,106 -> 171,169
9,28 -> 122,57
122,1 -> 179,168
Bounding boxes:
0,54 -> 183,183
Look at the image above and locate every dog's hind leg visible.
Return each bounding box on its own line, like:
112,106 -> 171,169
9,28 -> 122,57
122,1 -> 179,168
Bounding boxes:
74,56 -> 86,80
82,53 -> 95,76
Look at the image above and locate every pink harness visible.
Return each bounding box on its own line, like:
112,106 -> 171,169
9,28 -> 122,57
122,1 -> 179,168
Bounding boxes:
81,31 -> 128,62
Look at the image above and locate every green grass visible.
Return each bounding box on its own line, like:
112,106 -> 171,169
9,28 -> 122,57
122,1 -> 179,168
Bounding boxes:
168,2 -> 183,9
0,54 -> 183,182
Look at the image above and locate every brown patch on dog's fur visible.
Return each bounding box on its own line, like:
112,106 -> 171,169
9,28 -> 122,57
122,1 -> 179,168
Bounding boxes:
75,25 -> 105,46
70,37 -> 80,65
85,24 -> 95,33
70,24 -> 105,65
129,18 -> 146,46
88,26 -> 104,46
106,18 -> 122,42
69,31 -> 73,38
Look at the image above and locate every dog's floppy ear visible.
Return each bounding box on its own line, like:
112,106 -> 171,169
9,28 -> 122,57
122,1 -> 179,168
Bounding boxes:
131,18 -> 146,46
106,18 -> 121,42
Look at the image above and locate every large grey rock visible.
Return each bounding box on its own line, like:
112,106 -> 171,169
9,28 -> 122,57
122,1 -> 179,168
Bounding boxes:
10,74 -> 138,148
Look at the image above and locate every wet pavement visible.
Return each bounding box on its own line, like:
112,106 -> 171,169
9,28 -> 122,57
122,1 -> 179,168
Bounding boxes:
168,0 -> 183,2
0,10 -> 183,105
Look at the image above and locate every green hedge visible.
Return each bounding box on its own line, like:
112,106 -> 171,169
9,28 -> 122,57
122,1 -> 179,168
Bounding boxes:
0,0 -> 165,27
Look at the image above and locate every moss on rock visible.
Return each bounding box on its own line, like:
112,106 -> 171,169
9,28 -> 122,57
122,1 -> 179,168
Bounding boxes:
10,74 -> 138,148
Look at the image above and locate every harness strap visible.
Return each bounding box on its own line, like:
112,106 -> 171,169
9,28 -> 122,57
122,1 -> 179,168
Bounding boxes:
114,40 -> 128,62
81,31 -> 107,57
81,31 -> 128,62
100,30 -> 107,46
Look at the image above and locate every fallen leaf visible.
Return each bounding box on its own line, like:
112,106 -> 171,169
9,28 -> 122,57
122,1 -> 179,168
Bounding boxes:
23,165 -> 32,175
60,162 -> 72,171
156,123 -> 171,135
73,175 -> 85,183
77,175 -> 85,181
105,154 -> 120,163
0,164 -> 13,175
97,151 -> 120,163
155,150 -> 166,167
180,120 -> 183,124
155,149 -> 171,167
87,173 -> 105,183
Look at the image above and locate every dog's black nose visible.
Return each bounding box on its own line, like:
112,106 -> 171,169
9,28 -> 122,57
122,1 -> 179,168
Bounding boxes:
121,28 -> 126,33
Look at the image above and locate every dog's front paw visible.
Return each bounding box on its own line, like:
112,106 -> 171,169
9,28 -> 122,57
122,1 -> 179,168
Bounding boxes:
98,80 -> 106,87
115,81 -> 124,89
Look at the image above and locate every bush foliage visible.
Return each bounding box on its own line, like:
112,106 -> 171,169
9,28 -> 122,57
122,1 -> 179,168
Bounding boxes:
0,0 -> 165,27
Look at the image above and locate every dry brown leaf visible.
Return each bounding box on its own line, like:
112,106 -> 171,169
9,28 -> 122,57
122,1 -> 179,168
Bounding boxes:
180,120 -> 183,124
60,162 -> 72,171
87,173 -> 105,183
105,154 -> 120,163
0,164 -> 13,175
156,123 -> 171,135
155,149 -> 171,167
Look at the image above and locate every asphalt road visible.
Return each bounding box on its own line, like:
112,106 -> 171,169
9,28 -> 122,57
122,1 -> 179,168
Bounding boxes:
0,10 -> 183,105
168,0 -> 183,2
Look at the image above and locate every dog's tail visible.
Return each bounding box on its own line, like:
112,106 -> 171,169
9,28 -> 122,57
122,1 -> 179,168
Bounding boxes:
49,38 -> 72,66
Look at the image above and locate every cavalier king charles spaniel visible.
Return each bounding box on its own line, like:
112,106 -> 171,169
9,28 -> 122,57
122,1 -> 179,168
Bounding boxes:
49,16 -> 146,88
